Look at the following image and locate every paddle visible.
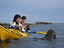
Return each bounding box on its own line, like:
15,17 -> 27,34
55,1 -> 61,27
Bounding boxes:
18,23 -> 47,34
23,31 -> 48,35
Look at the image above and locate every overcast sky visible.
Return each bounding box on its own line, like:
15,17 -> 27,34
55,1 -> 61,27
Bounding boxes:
0,0 -> 64,23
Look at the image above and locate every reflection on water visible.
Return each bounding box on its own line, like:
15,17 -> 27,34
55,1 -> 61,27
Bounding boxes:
0,38 -> 64,48
0,40 -> 11,48
0,39 -> 20,48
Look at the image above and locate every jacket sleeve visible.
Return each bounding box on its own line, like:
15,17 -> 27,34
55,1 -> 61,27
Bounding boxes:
26,25 -> 30,30
10,22 -> 16,27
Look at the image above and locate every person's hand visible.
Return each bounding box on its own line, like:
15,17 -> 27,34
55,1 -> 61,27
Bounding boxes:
20,25 -> 25,29
22,26 -> 25,28
28,30 -> 31,32
19,25 -> 22,27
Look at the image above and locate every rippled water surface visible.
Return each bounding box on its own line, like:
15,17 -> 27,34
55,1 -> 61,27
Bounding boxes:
0,23 -> 64,48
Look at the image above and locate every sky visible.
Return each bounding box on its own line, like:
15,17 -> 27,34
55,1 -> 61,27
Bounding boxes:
0,0 -> 64,23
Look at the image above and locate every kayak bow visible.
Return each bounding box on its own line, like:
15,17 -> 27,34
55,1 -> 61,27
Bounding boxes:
0,25 -> 28,41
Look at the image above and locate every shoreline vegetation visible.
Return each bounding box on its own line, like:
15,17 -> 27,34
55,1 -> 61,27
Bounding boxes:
0,22 -> 52,26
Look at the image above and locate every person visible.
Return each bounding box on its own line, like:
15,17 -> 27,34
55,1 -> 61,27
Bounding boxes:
10,14 -> 30,32
21,16 -> 30,31
10,14 -> 23,31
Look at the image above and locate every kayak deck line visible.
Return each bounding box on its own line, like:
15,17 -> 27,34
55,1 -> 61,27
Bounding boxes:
0,26 -> 22,36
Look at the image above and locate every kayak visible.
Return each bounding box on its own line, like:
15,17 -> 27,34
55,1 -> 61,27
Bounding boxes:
0,25 -> 28,41
0,25 -> 47,41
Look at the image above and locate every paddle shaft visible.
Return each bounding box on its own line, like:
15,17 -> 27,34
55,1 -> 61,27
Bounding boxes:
23,31 -> 47,34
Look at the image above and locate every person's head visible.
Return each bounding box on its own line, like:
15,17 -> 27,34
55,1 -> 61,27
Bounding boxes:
43,29 -> 56,40
13,14 -> 21,22
21,16 -> 26,23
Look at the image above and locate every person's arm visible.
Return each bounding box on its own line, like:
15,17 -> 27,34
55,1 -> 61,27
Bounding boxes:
10,22 -> 21,27
14,25 -> 21,27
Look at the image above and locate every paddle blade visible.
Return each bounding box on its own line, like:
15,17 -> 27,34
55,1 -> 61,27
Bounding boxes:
36,31 -> 48,34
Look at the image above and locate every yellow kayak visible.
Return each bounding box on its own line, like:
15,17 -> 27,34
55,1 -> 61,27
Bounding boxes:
0,25 -> 47,41
0,25 -> 28,41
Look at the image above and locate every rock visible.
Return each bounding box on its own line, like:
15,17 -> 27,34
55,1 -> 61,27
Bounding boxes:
0,22 -> 9,25
36,22 -> 52,24
27,23 -> 37,25
0,21 -> 53,26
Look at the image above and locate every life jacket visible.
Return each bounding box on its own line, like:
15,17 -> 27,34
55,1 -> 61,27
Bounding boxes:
10,22 -> 25,31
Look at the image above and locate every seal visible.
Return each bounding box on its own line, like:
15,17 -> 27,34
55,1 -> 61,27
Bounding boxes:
41,29 -> 56,40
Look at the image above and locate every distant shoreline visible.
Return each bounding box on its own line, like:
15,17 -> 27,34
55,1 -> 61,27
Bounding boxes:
0,22 -> 53,26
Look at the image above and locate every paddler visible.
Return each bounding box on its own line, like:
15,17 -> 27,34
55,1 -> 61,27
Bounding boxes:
10,14 -> 30,32
10,14 -> 22,30
21,16 -> 30,31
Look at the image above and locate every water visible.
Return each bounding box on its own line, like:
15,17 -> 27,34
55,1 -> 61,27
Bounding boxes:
0,23 -> 64,48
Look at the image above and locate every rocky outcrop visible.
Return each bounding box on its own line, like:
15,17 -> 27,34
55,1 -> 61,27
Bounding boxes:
0,21 -> 52,26
0,22 -> 36,26
36,22 -> 52,24
26,23 -> 37,25
0,23 -> 9,25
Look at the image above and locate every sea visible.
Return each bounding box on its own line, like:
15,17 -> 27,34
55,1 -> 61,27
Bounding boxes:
0,23 -> 64,48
